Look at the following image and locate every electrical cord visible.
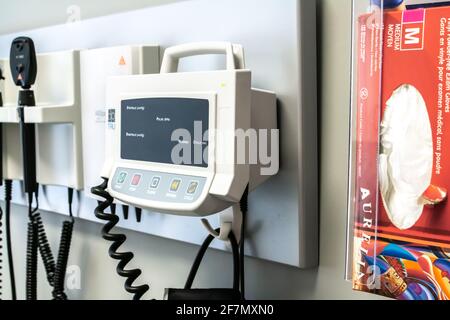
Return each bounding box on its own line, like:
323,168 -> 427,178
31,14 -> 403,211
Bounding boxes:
52,188 -> 75,300
4,180 -> 16,300
26,221 -> 38,300
239,186 -> 249,300
27,188 -> 76,300
68,188 -> 74,219
92,178 -> 149,300
26,187 -> 77,300
26,189 -> 55,301
185,229 -> 240,292
26,196 -> 38,301
32,212 -> 55,286
52,220 -> 73,300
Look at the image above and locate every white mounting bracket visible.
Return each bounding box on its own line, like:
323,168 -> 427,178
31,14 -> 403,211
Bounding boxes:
201,204 -> 243,243
25,104 -> 78,124
0,107 -> 19,123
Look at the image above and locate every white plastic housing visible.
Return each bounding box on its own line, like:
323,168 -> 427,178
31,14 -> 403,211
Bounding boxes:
80,45 -> 160,198
105,70 -> 278,216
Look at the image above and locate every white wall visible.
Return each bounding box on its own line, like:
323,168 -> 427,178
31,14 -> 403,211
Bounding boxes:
0,0 -> 382,300
0,0 -> 188,34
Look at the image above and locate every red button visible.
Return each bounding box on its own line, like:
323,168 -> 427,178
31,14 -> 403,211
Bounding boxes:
131,174 -> 142,186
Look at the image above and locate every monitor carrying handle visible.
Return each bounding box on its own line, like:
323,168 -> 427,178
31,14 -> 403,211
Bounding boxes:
160,42 -> 245,73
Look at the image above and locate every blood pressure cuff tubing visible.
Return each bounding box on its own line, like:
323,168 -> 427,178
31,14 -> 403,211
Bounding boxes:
166,229 -> 241,301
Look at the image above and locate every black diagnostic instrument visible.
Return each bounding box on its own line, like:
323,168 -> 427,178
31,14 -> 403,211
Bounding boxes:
10,37 -> 38,194
10,37 -> 37,89
10,37 -> 39,300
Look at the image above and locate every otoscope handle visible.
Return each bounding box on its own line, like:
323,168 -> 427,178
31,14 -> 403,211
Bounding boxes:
18,90 -> 38,194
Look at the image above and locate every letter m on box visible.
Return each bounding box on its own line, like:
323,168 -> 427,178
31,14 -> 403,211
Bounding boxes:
401,9 -> 425,51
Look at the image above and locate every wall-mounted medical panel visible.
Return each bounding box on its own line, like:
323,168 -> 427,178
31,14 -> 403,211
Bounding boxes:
0,0 -> 318,268
1,50 -> 83,189
80,45 -> 160,199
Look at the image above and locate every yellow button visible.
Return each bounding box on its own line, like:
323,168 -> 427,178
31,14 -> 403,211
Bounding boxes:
170,179 -> 181,192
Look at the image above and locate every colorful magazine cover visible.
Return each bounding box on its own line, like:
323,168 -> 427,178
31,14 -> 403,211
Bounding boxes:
352,5 -> 450,300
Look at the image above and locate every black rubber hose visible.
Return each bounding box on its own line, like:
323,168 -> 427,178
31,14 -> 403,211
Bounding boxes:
184,229 -> 240,291
92,178 -> 149,300
31,212 -> 55,286
26,221 -> 38,301
4,180 -> 16,300
52,220 -> 74,300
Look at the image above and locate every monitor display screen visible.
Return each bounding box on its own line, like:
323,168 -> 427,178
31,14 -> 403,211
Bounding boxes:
121,98 -> 209,167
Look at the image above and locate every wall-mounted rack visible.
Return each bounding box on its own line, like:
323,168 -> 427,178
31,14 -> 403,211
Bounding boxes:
0,0 -> 318,268
0,50 -> 83,189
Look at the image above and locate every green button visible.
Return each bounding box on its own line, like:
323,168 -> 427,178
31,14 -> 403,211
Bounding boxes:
118,172 -> 127,184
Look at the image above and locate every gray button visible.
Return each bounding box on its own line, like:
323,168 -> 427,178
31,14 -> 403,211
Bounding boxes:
150,176 -> 161,189
187,181 -> 199,195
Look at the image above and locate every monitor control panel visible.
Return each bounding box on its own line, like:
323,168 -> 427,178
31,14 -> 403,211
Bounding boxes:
110,167 -> 207,204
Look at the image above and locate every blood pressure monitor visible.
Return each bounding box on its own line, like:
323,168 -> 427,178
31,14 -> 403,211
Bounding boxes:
103,42 -> 278,216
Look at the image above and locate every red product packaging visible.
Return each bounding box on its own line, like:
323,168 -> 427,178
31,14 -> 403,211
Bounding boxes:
352,6 -> 450,300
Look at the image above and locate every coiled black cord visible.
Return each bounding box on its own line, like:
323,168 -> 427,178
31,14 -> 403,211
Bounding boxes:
52,188 -> 75,300
25,192 -> 41,301
92,178 -> 149,300
4,180 -> 16,300
52,219 -> 74,300
31,212 -> 55,286
26,220 -> 38,301
26,188 -> 76,300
